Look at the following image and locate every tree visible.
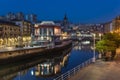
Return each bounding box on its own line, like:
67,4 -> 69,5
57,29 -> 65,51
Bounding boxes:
103,33 -> 120,48
96,40 -> 116,52
96,33 -> 120,60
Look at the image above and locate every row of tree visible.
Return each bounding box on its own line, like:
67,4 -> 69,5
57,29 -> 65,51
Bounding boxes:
96,33 -> 120,61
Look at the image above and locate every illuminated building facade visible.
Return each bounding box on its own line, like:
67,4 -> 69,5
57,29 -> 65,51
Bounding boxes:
112,16 -> 120,33
13,20 -> 32,46
104,16 -> 120,34
0,20 -> 20,48
34,21 -> 61,42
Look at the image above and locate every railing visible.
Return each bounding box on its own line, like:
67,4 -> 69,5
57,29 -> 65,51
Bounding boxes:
54,55 -> 98,80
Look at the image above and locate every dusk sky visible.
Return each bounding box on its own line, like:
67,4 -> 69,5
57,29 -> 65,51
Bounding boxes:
0,0 -> 120,23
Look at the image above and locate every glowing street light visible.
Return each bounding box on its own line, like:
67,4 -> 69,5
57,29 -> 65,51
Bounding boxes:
99,33 -> 102,40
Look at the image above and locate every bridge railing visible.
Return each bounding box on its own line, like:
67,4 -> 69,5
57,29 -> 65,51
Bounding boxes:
53,55 -> 98,80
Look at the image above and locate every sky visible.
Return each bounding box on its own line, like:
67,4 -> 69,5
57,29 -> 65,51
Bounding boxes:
0,0 -> 120,23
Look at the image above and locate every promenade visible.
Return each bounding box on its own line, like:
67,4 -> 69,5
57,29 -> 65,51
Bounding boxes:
69,59 -> 120,80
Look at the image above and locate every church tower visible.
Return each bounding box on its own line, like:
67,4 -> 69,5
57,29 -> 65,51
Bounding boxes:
63,14 -> 69,29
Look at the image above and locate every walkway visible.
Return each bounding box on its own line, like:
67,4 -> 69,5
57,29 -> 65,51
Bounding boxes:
69,59 -> 120,80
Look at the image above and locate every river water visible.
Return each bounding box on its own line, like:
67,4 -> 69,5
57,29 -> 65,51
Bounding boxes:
0,42 -> 97,80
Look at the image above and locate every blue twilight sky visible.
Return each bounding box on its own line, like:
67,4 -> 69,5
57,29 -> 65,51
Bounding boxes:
0,0 -> 120,23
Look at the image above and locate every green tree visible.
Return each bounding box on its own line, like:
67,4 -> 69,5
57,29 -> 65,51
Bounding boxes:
96,40 -> 116,53
103,33 -> 120,48
96,33 -> 120,60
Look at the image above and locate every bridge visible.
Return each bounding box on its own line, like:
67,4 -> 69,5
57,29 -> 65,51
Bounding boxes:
70,33 -> 101,46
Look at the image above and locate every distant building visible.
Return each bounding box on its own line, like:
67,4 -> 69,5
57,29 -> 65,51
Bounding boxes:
16,12 -> 24,20
54,20 -> 62,26
5,12 -> 24,21
5,12 -> 37,22
102,16 -> 120,34
0,20 -> 20,47
0,16 -> 6,20
34,21 -> 61,42
62,14 -> 69,30
26,14 -> 37,23
112,16 -> 120,33
6,12 -> 16,20
102,22 -> 113,33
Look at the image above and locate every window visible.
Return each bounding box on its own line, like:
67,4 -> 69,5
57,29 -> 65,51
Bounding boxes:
40,28 -> 42,35
43,28 -> 47,35
0,27 -> 3,31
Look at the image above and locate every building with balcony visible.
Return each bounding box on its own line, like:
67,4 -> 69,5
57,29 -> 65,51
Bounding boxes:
0,20 -> 20,48
34,21 -> 61,43
12,20 -> 33,46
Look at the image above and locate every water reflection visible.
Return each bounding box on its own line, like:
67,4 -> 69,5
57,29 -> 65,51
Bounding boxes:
35,61 -> 55,76
0,42 -> 95,80
34,54 -> 69,77
0,48 -> 70,80
73,42 -> 92,50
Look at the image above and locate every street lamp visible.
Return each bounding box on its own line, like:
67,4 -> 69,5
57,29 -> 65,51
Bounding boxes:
98,33 -> 102,59
99,33 -> 102,40
92,33 -> 96,62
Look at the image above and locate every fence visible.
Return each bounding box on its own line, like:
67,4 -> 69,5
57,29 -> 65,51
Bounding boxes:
54,55 -> 98,80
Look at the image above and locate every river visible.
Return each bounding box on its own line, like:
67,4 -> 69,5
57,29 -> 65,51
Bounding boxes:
0,42 -> 98,80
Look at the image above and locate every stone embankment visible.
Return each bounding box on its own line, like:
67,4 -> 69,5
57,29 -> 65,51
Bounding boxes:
0,40 -> 72,65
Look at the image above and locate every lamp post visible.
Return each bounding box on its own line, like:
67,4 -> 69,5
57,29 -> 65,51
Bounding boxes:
92,33 -> 96,62
99,33 -> 102,40
98,33 -> 102,59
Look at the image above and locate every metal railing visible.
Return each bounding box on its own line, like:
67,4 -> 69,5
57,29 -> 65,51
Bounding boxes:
54,55 -> 98,80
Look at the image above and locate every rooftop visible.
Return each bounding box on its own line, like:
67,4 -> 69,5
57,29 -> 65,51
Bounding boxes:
40,21 -> 55,25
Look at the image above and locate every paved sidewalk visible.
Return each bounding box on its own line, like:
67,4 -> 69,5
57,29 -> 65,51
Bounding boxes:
69,60 -> 120,80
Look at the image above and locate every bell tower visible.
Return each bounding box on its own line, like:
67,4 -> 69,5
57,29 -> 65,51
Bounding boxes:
63,14 -> 69,29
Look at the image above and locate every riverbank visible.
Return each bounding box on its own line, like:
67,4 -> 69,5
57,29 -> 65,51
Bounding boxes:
69,59 -> 120,80
0,40 -> 72,65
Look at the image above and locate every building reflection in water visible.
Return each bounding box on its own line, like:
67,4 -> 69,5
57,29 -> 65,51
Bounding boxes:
34,53 -> 69,77
73,41 -> 92,50
0,50 -> 70,80
73,42 -> 81,50
35,61 -> 55,76
0,42 -> 93,80
74,45 -> 81,50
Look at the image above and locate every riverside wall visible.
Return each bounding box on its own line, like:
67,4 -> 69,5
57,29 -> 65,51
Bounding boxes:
0,40 -> 72,65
